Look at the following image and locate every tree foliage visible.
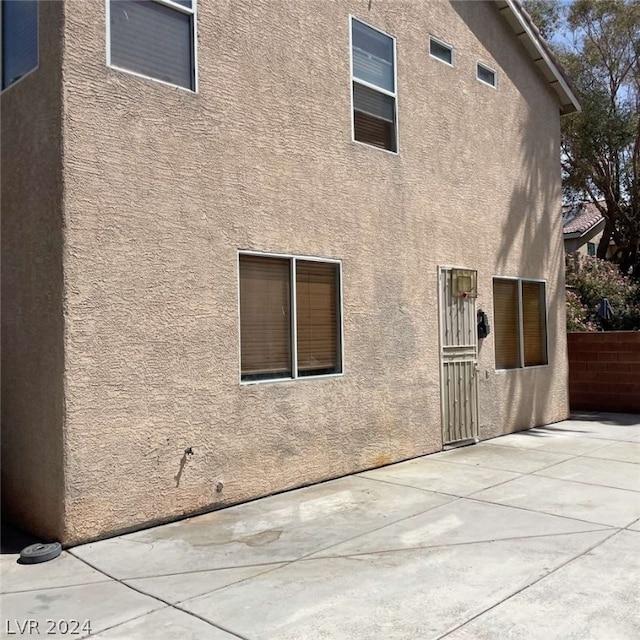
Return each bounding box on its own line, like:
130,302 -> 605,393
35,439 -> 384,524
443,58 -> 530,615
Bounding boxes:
565,253 -> 640,330
557,0 -> 640,277
524,0 -> 640,277
523,0 -> 562,39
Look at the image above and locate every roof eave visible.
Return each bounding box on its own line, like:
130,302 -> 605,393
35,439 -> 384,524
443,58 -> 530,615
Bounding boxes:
563,218 -> 606,239
495,0 -> 581,115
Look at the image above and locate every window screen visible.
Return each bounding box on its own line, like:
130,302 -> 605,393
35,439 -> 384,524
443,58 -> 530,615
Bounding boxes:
351,17 -> 397,152
239,255 -> 291,380
296,261 -> 340,376
493,279 -> 520,370
522,282 -> 547,367
1,0 -> 38,91
109,0 -> 196,90
493,278 -> 548,370
240,254 -> 342,382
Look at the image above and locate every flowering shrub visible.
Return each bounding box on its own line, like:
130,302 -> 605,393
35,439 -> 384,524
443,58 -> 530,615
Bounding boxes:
566,289 -> 597,331
566,253 -> 640,331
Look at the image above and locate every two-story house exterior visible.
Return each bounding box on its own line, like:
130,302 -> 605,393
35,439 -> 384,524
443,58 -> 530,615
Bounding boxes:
1,0 -> 579,545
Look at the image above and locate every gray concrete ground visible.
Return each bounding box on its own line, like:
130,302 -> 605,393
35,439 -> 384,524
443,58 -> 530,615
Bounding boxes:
2,412 -> 639,639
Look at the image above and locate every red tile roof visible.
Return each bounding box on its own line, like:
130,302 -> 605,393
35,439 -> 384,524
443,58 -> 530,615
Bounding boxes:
563,202 -> 604,235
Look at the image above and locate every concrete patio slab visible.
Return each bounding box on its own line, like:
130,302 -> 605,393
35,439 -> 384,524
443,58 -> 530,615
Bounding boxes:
534,456 -> 640,492
309,498 -> 609,559
430,442 -> 572,473
487,431 -> 614,455
0,581 -> 161,639
584,441 -> 640,464
181,530 -> 612,640
552,413 -> 640,441
445,530 -> 640,640
2,412 -> 638,640
358,457 -> 519,496
71,475 -> 453,579
125,563 -> 286,604
0,551 -> 108,594
90,606 -> 241,639
473,474 -> 640,527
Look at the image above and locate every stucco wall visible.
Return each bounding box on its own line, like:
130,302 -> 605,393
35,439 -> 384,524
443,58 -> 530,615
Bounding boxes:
55,0 -> 569,543
1,2 -> 66,540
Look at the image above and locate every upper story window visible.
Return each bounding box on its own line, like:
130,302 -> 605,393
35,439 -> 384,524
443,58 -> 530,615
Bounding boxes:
477,62 -> 497,88
108,0 -> 197,91
1,0 -> 38,92
493,278 -> 548,370
350,17 -> 397,153
239,252 -> 343,383
429,36 -> 453,66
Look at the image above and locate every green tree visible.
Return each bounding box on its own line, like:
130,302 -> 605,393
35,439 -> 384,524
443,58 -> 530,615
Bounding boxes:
525,0 -> 640,277
559,0 -> 640,277
524,0 -> 562,39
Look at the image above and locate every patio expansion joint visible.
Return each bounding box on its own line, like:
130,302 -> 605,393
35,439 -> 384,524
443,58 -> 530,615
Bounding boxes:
287,493 -> 468,565
120,558 -> 287,582
431,449 -> 580,476
434,527 -> 623,640
0,576 -> 113,596
357,466 -> 530,501
66,549 -> 251,640
464,494 -> 626,528
493,435 -> 629,456
530,470 -> 640,493
291,527 -> 615,562
355,472 -> 483,500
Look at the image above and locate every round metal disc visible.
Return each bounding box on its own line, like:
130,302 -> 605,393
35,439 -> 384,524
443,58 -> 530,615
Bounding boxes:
19,542 -> 62,564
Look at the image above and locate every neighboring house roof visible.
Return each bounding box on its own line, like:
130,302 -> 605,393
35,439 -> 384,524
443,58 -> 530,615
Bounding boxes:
563,202 -> 605,238
495,0 -> 581,115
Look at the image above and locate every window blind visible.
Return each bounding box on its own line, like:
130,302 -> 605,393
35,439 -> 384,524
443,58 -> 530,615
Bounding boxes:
296,261 -> 340,376
351,17 -> 396,152
353,82 -> 394,122
522,281 -> 547,366
351,19 -> 394,92
353,82 -> 396,151
239,255 -> 291,379
110,0 -> 194,90
493,279 -> 520,369
1,0 -> 38,90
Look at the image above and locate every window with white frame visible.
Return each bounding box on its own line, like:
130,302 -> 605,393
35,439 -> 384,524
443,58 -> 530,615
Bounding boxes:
477,62 -> 496,88
350,17 -> 397,152
493,278 -> 548,370
108,0 -> 196,91
239,253 -> 343,382
1,0 -> 38,91
429,36 -> 453,66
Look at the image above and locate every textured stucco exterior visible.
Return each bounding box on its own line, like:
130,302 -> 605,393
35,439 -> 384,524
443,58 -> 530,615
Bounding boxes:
2,0 -> 569,545
1,1 -> 66,541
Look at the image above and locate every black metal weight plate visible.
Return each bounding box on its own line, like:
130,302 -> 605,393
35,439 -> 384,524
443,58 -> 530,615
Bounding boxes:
20,542 -> 62,564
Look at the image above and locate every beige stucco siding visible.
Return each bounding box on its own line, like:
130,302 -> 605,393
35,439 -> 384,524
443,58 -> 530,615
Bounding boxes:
10,0 -> 568,543
1,2 -> 66,541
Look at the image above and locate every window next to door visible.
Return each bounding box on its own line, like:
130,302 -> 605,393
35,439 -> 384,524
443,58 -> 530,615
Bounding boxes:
492,277 -> 548,370
239,252 -> 343,383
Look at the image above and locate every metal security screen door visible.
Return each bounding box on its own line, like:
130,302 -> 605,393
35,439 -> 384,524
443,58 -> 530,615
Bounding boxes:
438,266 -> 479,445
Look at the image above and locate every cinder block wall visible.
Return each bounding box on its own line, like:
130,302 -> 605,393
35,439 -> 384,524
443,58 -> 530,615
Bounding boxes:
567,332 -> 640,413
